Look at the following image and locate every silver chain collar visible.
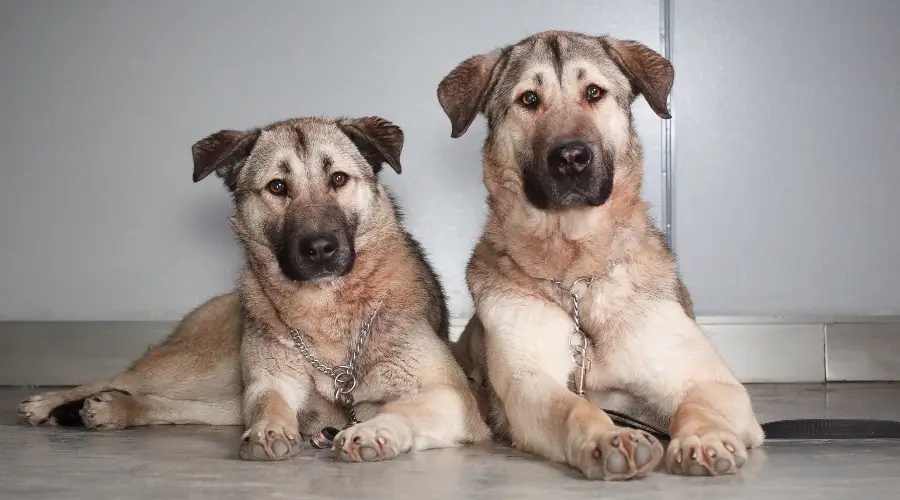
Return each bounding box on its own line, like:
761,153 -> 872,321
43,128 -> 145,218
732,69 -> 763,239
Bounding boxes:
550,277 -> 595,398
547,259 -> 621,397
288,299 -> 383,426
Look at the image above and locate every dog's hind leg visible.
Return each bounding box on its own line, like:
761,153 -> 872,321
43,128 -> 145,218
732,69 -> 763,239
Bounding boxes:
18,376 -> 136,426
19,292 -> 243,428
79,391 -> 241,430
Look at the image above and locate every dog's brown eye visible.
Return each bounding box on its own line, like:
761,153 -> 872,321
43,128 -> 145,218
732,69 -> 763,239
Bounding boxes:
585,84 -> 606,103
519,91 -> 539,108
267,179 -> 287,196
330,172 -> 348,189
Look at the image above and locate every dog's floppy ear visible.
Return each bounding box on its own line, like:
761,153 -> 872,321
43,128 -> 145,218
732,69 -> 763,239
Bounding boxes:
437,50 -> 503,138
603,37 -> 674,119
191,128 -> 262,191
338,116 -> 404,175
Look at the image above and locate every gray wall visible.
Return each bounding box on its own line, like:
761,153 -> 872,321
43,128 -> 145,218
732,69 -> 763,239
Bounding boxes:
0,0 -> 663,321
673,0 -> 900,316
1,0 -> 896,322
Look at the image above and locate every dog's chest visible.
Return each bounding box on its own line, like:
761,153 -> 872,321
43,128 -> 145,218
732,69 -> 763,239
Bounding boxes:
302,350 -> 414,406
566,280 -> 643,390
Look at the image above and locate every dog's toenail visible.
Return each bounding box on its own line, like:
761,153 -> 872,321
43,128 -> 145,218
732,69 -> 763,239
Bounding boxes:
611,436 -> 620,447
707,448 -> 717,459
592,447 -> 602,459
376,437 -> 386,447
690,449 -> 698,460
675,450 -> 683,464
725,443 -> 736,453
353,436 -> 361,444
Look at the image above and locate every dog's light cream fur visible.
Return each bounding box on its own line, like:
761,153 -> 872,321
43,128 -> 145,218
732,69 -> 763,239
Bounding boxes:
20,116 -> 490,464
439,30 -> 764,480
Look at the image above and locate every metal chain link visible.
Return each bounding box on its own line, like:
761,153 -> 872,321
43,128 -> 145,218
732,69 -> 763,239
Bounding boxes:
548,261 -> 620,399
290,329 -> 338,377
288,300 -> 383,425
551,276 -> 595,398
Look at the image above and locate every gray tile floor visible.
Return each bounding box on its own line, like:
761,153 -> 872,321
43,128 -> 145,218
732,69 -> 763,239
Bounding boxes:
3,384 -> 900,499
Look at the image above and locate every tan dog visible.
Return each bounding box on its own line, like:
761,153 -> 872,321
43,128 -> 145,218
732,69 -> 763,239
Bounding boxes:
437,30 -> 764,480
19,115 -> 490,463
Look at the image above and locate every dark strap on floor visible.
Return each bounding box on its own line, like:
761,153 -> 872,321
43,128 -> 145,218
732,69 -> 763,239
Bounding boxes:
604,409 -> 900,440
605,409 -> 670,441
760,419 -> 900,439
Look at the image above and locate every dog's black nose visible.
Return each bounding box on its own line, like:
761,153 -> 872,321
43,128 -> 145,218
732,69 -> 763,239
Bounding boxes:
548,141 -> 592,177
299,234 -> 339,265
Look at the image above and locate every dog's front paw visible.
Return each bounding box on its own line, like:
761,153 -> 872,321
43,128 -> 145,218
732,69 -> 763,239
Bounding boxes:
240,419 -> 302,461
18,391 -> 67,426
569,426 -> 664,481
80,391 -> 132,430
666,430 -> 747,476
333,415 -> 412,462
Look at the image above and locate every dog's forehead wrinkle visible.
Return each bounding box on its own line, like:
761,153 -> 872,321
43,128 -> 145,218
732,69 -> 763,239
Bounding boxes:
499,33 -> 626,93
319,140 -> 369,178
546,36 -> 565,85
567,59 -> 621,91
512,63 -> 556,93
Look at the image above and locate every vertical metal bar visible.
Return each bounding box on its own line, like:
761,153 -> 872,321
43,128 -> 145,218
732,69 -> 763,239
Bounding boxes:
659,0 -> 675,246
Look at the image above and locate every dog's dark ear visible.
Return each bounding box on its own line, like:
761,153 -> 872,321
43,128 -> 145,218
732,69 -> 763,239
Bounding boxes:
603,37 -> 674,119
437,50 -> 503,138
338,116 -> 404,175
191,128 -> 261,190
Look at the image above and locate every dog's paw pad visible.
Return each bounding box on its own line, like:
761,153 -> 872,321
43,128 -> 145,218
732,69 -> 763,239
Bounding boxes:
79,391 -> 131,430
666,431 -> 748,476
574,428 -> 663,481
333,419 -> 408,462
239,421 -> 301,461
18,392 -> 66,426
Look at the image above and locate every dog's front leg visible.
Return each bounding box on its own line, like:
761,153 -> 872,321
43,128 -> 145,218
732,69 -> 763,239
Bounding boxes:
479,296 -> 663,480
629,301 -> 765,476
332,381 -> 490,462
239,332 -> 308,461
666,381 -> 764,476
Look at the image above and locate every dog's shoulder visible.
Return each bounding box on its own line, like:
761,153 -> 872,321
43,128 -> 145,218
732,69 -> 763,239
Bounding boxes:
386,192 -> 450,339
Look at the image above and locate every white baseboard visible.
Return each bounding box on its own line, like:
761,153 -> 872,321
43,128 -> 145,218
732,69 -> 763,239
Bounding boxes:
1,317 -> 898,386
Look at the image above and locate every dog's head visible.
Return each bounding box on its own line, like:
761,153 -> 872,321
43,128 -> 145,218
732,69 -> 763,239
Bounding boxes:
191,116 -> 403,283
437,30 -> 673,210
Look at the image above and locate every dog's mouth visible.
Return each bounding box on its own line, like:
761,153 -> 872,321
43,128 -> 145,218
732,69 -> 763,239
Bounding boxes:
522,171 -> 613,210
520,135 -> 615,210
557,189 -> 605,207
